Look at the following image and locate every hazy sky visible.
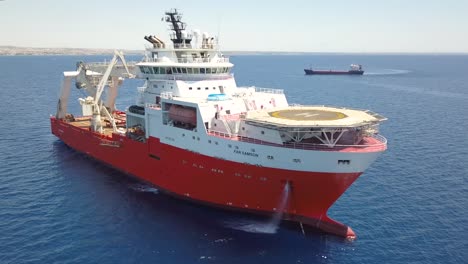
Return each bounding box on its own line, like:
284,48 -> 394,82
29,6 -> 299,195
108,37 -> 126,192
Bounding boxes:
0,0 -> 467,53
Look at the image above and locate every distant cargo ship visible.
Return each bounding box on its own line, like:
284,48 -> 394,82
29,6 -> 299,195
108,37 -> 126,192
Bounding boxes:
305,64 -> 364,75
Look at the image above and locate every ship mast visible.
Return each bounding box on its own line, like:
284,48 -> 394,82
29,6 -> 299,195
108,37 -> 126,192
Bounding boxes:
165,9 -> 192,48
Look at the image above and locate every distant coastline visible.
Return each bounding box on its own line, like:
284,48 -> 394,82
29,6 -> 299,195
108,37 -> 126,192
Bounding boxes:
0,46 -> 467,56
0,46 -> 143,56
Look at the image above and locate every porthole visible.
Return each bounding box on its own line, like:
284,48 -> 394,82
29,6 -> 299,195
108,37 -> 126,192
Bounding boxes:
261,131 -> 265,134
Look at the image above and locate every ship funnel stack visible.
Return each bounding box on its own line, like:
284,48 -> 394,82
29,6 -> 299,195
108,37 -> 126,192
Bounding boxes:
144,35 -> 165,49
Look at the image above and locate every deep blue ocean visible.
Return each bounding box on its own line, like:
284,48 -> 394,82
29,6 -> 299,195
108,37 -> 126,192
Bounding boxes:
0,54 -> 467,263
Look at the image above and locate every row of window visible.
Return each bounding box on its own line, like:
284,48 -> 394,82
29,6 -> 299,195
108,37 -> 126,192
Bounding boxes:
189,87 -> 217,91
140,66 -> 230,75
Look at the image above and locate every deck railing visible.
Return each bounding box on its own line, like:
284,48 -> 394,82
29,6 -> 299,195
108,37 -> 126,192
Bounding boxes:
142,57 -> 230,64
255,87 -> 284,94
207,130 -> 387,152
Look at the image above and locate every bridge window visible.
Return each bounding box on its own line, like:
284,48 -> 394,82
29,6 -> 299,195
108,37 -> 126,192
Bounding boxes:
189,87 -> 192,90
187,68 -> 193,74
194,68 -> 200,74
206,68 -> 212,74
200,68 -> 205,74
140,66 -> 150,74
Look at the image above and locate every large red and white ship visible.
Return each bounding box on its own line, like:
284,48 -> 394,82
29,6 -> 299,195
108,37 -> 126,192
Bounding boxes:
50,9 -> 387,239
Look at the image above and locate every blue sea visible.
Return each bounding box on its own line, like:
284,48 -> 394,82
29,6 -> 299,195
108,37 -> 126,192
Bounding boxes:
0,54 -> 467,263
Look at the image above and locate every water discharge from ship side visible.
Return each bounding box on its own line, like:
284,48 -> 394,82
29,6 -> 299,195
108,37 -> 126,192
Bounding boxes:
268,181 -> 291,229
223,181 -> 291,234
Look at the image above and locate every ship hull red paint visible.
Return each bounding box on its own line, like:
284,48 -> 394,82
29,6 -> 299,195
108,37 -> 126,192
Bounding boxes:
51,117 -> 362,238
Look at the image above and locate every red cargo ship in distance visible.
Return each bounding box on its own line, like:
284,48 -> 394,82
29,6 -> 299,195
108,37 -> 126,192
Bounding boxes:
305,64 -> 364,75
50,9 -> 387,239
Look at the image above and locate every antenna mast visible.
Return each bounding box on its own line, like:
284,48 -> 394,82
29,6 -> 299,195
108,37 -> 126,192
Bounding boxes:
165,9 -> 193,48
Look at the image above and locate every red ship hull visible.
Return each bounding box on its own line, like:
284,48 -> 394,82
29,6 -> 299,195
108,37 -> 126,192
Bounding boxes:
51,117 -> 361,238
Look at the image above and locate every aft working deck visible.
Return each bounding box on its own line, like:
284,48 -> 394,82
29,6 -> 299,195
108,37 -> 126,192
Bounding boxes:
62,112 -> 127,138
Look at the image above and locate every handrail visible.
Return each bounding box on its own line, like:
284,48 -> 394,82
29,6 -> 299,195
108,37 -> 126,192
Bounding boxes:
145,103 -> 161,110
208,130 -> 387,152
142,74 -> 233,81
160,92 -> 173,99
255,87 -> 284,94
141,57 -> 230,64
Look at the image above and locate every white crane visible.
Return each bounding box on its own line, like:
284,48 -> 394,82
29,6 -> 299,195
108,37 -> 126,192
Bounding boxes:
55,50 -> 136,133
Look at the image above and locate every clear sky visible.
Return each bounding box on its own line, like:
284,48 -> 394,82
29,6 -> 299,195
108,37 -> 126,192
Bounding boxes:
0,0 -> 467,53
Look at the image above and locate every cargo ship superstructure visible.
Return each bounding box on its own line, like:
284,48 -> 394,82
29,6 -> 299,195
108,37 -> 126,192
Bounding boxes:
50,9 -> 387,239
